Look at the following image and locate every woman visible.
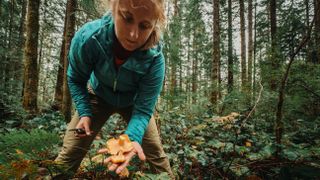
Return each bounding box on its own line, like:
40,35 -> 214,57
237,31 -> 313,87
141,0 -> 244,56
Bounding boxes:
55,0 -> 173,178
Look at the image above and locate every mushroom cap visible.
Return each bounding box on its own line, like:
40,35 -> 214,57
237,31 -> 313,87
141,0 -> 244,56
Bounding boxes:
107,138 -> 121,155
106,134 -> 133,155
110,152 -> 126,163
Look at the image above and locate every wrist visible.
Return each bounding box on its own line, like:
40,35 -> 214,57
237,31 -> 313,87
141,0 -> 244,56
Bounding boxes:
80,116 -> 91,121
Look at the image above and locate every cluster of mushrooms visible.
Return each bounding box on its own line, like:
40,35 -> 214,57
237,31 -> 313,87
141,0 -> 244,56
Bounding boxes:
92,134 -> 133,178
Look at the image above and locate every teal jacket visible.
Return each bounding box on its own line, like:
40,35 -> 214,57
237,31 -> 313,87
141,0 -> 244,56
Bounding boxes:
67,14 -> 165,144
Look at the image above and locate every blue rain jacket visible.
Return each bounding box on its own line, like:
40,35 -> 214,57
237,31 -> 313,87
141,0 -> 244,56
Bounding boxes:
67,14 -> 165,144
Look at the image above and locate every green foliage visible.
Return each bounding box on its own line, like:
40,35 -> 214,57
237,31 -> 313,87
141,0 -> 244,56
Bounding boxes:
0,129 -> 60,163
25,111 -> 67,134
159,103 -> 320,179
0,129 -> 60,179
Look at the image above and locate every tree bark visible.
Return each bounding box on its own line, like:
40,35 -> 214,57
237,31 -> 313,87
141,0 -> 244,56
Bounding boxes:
62,0 -> 77,122
248,0 -> 253,97
22,0 -> 41,115
253,0 -> 257,101
14,0 -> 27,86
0,0 -> 2,16
211,0 -> 220,107
54,3 -> 68,111
4,0 -> 14,94
270,0 -> 277,90
170,0 -> 178,106
227,0 -> 233,93
315,0 -> 320,63
192,29 -> 198,103
239,0 -> 247,91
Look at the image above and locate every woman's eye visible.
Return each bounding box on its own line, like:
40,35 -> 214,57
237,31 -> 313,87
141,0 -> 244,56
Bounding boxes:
122,14 -> 133,23
139,23 -> 151,30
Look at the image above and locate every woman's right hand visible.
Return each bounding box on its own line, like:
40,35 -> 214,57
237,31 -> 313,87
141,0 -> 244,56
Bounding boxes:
75,116 -> 93,137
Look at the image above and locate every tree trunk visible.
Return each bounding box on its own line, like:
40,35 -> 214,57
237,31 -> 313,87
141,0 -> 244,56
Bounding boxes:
253,0 -> 257,101
4,0 -> 14,94
62,0 -> 77,122
248,0 -> 253,98
276,17 -> 314,157
315,0 -> 320,63
192,30 -> 198,103
54,5 -> 68,111
1,12 -> 9,90
170,0 -> 178,106
227,0 -> 233,93
240,0 -> 247,91
211,0 -> 220,107
14,0 -> 27,88
305,0 -> 311,62
0,0 -> 2,16
270,0 -> 277,90
22,0 -> 41,115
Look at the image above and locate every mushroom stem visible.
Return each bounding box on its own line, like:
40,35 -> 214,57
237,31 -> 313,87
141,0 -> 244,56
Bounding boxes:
119,135 -> 125,145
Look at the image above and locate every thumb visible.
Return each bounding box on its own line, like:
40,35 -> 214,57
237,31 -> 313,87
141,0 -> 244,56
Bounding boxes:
134,142 -> 146,161
83,121 -> 92,136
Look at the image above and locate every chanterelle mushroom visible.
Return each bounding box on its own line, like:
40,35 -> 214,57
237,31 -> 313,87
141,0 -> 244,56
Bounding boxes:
107,134 -> 133,156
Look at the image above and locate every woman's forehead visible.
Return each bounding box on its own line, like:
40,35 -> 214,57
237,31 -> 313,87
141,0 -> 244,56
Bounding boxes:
118,0 -> 156,11
118,0 -> 158,22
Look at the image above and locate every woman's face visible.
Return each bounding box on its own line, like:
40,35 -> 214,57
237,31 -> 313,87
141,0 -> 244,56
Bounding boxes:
113,0 -> 157,51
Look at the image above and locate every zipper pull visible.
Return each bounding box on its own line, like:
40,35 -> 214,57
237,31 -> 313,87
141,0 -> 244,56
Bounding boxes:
113,79 -> 117,92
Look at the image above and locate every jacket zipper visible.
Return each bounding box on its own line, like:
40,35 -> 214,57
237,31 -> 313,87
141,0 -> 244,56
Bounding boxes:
92,35 -> 121,107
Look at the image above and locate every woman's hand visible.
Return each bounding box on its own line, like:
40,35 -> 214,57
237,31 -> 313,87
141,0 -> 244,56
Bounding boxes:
98,141 -> 146,174
75,116 -> 93,137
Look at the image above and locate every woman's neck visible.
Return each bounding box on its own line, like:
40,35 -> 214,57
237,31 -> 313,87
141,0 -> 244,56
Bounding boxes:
113,36 -> 133,60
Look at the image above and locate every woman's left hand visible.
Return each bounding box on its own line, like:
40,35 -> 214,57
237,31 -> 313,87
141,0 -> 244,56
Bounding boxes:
98,141 -> 146,174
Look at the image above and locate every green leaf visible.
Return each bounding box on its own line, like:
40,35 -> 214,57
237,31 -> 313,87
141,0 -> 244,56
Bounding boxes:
207,139 -> 225,149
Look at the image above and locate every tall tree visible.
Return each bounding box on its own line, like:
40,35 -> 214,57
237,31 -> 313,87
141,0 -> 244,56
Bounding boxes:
315,0 -> 320,63
227,0 -> 233,93
4,0 -> 14,93
269,0 -> 277,90
62,0 -> 77,122
169,0 -> 179,106
248,0 -> 253,96
54,3 -> 68,111
239,0 -> 247,91
211,0 -> 221,107
14,0 -> 27,83
0,0 -> 2,16
23,0 -> 41,114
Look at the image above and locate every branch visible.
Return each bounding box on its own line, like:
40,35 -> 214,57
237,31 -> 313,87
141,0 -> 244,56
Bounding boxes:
241,79 -> 264,127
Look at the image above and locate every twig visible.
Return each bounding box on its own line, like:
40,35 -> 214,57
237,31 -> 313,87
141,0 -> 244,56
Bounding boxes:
241,79 -> 264,128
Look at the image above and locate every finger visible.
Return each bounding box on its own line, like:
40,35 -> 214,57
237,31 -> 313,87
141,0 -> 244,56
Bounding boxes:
134,144 -> 146,161
103,157 -> 111,164
75,133 -> 87,138
83,123 -> 92,136
116,151 -> 135,174
108,163 -> 119,171
98,148 -> 109,154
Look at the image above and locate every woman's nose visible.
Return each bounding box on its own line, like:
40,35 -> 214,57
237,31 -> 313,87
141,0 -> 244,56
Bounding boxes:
129,26 -> 139,40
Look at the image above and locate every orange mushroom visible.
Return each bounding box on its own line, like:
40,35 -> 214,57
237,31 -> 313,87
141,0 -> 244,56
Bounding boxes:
104,134 -> 134,177
106,134 -> 133,155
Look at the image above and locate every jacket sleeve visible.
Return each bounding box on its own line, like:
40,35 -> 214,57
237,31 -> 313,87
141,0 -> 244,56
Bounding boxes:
124,53 -> 165,144
67,29 -> 94,118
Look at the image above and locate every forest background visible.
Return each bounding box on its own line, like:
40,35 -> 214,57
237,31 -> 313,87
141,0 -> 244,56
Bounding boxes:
0,0 -> 320,179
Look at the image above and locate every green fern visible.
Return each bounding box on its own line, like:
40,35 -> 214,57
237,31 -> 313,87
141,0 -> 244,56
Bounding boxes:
0,129 -> 60,163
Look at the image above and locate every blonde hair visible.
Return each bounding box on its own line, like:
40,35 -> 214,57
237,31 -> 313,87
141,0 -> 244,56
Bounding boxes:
110,0 -> 166,50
